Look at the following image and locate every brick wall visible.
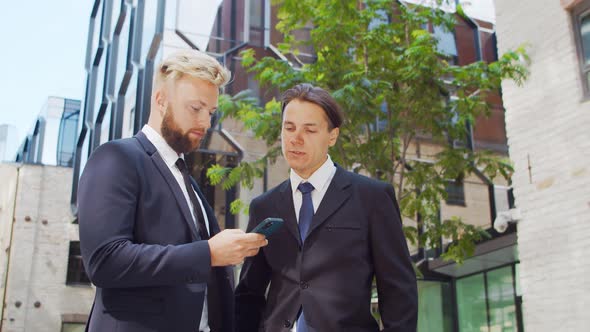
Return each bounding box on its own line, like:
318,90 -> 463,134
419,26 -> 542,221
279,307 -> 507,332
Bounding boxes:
495,0 -> 590,330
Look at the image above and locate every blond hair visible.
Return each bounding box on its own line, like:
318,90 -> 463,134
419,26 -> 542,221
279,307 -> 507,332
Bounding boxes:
155,49 -> 231,88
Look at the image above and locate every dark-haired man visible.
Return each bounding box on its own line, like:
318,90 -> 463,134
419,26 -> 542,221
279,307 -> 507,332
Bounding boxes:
235,84 -> 418,331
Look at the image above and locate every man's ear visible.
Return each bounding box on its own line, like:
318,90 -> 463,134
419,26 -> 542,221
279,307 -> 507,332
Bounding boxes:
153,88 -> 167,114
328,127 -> 340,147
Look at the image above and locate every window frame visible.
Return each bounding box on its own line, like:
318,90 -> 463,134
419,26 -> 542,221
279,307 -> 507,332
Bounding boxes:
66,241 -> 91,286
572,1 -> 590,99
445,178 -> 466,206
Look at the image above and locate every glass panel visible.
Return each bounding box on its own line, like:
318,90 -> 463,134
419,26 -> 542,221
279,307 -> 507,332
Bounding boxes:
581,13 -> 590,65
250,0 -> 264,28
62,323 -> 86,332
418,281 -> 453,332
141,0 -> 159,61
434,25 -> 457,57
100,110 -> 112,145
249,0 -> 265,46
487,267 -> 517,332
115,5 -> 131,95
57,107 -> 80,167
457,273 -> 488,332
94,53 -> 107,123
90,1 -> 104,55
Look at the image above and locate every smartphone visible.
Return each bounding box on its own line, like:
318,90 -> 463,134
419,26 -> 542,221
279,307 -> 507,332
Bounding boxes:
250,217 -> 284,237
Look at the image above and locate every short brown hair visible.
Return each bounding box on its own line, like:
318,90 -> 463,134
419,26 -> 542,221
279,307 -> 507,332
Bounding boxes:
281,84 -> 344,130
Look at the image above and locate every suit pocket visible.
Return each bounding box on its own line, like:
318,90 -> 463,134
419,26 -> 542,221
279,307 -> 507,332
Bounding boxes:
103,293 -> 164,314
326,219 -> 361,231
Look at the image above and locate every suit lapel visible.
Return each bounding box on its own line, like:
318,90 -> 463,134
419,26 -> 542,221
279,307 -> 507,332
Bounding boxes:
134,132 -> 200,241
307,167 -> 352,238
277,180 -> 302,246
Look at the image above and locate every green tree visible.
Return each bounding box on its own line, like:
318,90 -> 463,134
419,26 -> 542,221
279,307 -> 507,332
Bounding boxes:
208,0 -> 528,264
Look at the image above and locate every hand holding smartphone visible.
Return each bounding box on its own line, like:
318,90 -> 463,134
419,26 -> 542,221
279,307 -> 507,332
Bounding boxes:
249,217 -> 284,237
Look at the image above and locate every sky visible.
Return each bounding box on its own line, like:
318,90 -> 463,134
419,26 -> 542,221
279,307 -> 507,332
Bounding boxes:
0,0 -> 495,145
0,0 -> 94,143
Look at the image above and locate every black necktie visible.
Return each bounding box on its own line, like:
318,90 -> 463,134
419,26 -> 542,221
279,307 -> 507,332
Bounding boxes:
296,181 -> 314,332
175,158 -> 209,240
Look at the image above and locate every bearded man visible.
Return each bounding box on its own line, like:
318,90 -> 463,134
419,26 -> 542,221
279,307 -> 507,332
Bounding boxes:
77,50 -> 267,332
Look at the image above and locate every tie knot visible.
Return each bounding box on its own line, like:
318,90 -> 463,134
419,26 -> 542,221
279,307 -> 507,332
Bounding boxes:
175,158 -> 188,173
297,182 -> 315,195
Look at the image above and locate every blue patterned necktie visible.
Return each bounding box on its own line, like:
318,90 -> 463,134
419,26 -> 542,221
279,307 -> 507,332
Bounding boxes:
296,181 -> 314,332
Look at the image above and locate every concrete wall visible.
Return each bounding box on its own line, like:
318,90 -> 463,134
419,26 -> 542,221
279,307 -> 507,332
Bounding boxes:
495,0 -> 590,330
0,164 -> 93,332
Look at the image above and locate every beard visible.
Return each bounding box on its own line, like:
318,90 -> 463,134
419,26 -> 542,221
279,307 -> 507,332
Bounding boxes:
160,106 -> 202,154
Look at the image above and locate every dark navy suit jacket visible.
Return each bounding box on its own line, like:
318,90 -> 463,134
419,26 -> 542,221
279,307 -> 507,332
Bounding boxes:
235,166 -> 417,332
78,131 -> 234,332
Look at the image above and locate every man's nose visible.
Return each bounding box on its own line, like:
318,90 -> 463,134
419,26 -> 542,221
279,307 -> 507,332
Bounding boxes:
290,131 -> 303,145
197,112 -> 212,130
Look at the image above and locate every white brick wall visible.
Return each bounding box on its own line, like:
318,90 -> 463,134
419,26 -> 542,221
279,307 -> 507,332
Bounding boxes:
0,164 -> 93,332
495,0 -> 590,330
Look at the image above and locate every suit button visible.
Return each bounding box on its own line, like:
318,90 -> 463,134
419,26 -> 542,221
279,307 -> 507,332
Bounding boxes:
284,320 -> 292,328
300,281 -> 309,289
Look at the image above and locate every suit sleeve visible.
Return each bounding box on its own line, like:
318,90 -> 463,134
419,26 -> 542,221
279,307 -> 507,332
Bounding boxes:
78,142 -> 211,288
370,183 -> 418,332
234,198 -> 272,332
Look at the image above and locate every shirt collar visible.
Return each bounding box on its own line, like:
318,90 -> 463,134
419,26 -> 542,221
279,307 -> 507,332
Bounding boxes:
290,155 -> 335,195
142,124 -> 184,168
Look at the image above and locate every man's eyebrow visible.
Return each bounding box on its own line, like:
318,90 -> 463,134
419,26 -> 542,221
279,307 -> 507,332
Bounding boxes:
190,99 -> 217,111
283,121 -> 319,126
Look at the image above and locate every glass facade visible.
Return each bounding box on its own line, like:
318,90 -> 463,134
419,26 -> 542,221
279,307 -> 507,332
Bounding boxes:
418,280 -> 453,332
457,273 -> 488,332
455,264 -> 521,332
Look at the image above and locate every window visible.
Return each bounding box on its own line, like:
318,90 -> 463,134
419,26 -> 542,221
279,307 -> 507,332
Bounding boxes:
61,322 -> 86,332
66,241 -> 91,285
418,281 -> 454,332
445,178 -> 465,206
57,101 -> 80,167
572,1 -> 590,98
456,266 -> 519,332
433,24 -> 458,65
249,0 -> 267,46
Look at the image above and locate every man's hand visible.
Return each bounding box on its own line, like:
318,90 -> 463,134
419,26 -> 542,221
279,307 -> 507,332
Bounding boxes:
208,229 -> 268,266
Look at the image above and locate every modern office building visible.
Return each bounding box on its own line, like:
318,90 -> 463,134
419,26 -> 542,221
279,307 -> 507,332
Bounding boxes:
495,0 -> 590,331
14,97 -> 80,167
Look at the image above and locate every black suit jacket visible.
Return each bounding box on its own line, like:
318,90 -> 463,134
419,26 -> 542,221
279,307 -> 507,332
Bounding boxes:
78,131 -> 234,332
235,166 -> 418,332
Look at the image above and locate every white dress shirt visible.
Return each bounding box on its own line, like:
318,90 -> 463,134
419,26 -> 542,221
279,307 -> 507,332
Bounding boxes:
142,124 -> 210,332
289,154 -> 337,222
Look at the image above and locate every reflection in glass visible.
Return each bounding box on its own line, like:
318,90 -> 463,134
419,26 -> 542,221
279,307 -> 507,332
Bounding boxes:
418,281 -> 453,332
57,100 -> 80,167
434,25 -> 458,57
487,267 -> 517,332
456,274 -> 488,332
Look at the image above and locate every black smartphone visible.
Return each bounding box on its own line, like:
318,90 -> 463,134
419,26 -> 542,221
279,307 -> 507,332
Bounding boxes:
249,217 -> 284,237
